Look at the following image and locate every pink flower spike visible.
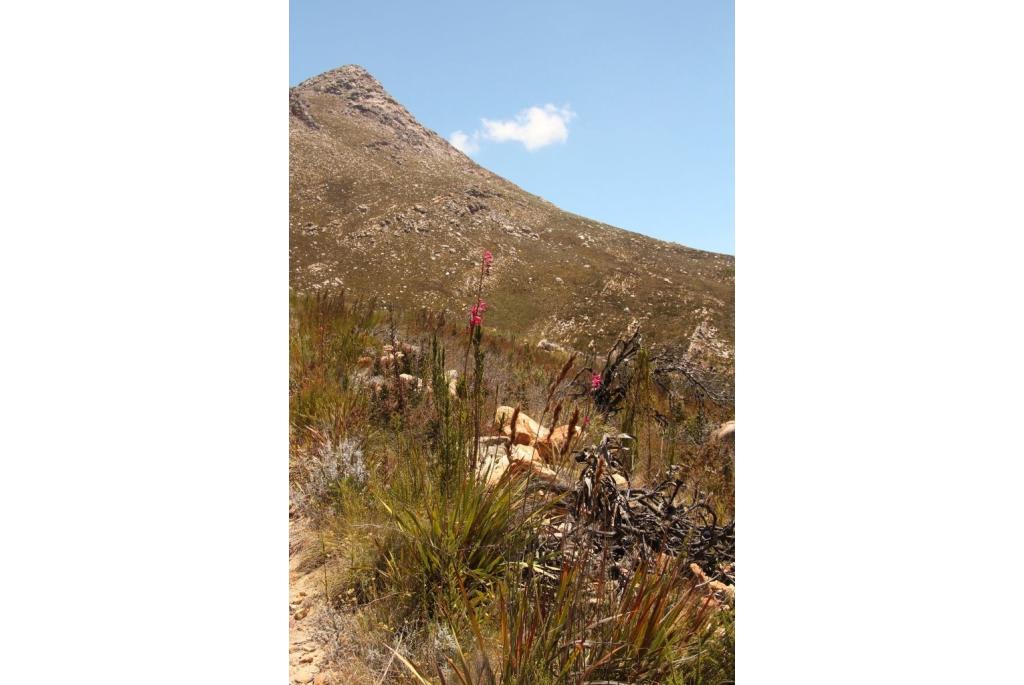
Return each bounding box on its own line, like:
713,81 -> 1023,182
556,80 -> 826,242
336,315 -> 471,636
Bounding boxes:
591,373 -> 602,391
483,250 -> 493,267
469,299 -> 488,328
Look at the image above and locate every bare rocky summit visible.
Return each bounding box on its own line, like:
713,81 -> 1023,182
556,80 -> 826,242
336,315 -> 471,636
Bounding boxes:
290,65 -> 734,371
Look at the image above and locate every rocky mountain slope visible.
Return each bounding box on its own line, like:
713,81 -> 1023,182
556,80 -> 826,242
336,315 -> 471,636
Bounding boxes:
290,65 -> 733,370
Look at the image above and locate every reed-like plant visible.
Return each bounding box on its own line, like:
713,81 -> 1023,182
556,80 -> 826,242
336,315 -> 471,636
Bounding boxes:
289,288 -> 735,683
404,551 -> 719,685
376,469 -> 547,625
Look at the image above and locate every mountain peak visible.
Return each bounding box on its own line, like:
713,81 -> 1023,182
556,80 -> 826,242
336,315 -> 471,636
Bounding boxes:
289,67 -> 734,368
292,65 -> 460,157
295,64 -> 382,97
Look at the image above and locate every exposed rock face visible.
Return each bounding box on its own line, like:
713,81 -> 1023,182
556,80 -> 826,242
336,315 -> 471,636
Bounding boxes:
491,406 -> 582,462
289,91 -> 319,130
290,65 -> 734,369
544,424 -> 582,459
293,65 -> 462,158
495,406 -> 550,444
474,436 -> 556,487
476,441 -> 511,487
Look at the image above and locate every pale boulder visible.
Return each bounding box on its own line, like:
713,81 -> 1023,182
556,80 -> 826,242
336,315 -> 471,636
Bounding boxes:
494,406 -> 550,444
509,443 -> 541,463
508,443 -> 556,481
509,459 -> 556,481
474,437 -> 556,486
537,424 -> 582,459
476,448 -> 511,487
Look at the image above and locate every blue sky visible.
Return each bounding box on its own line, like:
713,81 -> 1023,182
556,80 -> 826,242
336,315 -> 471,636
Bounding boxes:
290,1 -> 734,255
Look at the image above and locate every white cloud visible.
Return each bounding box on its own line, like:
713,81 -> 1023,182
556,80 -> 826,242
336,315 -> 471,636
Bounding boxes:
482,105 -> 576,151
449,104 -> 576,155
449,130 -> 479,155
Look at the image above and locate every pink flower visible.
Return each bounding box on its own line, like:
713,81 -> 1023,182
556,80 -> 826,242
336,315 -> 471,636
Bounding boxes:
469,299 -> 487,328
482,249 -> 494,275
591,373 -> 602,391
583,416 -> 590,427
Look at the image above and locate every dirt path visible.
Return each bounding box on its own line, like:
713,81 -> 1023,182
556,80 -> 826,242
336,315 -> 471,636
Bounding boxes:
289,523 -> 332,685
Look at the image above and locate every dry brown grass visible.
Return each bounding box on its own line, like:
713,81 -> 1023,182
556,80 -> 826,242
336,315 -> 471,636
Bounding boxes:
289,290 -> 734,684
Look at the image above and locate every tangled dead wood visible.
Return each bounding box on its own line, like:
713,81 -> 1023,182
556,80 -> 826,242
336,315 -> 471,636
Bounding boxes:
576,323 -> 733,418
592,325 -> 643,413
570,325 -> 643,413
651,353 -> 734,407
533,434 -> 735,593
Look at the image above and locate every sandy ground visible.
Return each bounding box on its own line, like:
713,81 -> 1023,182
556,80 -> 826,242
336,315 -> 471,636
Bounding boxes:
289,521 -> 333,685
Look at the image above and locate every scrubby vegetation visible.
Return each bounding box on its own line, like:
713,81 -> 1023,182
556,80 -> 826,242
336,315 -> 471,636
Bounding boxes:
291,66 -> 735,363
289,254 -> 735,684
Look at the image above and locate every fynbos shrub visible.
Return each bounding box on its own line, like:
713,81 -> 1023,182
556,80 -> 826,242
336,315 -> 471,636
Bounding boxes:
291,437 -> 367,522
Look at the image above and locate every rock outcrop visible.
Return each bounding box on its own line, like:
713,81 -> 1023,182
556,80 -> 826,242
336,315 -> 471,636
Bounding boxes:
474,436 -> 556,487
474,407 -> 588,486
